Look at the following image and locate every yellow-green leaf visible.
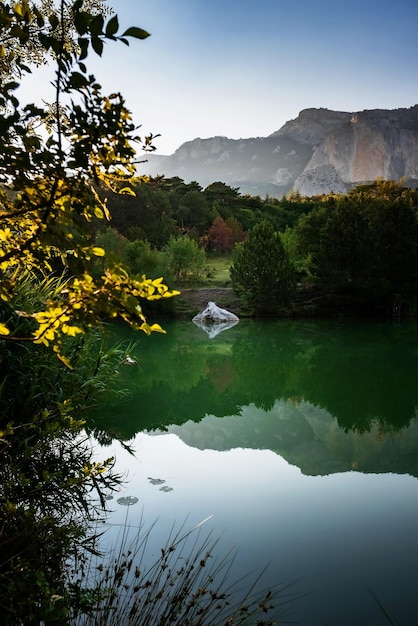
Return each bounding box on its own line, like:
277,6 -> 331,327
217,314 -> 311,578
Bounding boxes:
119,187 -> 136,196
149,323 -> 166,334
0,323 -> 10,336
92,247 -> 105,257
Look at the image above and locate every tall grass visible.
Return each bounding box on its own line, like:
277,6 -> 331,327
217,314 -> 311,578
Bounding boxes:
368,586 -> 401,626
71,514 -> 302,626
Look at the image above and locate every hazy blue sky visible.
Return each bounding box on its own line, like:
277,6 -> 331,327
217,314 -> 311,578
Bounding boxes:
24,0 -> 418,155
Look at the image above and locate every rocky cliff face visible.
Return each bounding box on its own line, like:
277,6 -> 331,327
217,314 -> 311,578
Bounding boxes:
141,105 -> 418,197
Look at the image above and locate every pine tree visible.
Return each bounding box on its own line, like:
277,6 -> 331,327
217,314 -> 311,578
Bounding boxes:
230,220 -> 295,314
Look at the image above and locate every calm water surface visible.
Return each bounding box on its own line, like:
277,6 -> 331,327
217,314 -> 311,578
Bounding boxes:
93,319 -> 418,625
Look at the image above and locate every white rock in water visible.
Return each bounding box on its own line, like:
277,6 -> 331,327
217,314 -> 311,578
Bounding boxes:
192,301 -> 239,323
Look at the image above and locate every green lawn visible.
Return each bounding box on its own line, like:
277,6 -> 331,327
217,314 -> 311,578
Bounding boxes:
204,255 -> 232,287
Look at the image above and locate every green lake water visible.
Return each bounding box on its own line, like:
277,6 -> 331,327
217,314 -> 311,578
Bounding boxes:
93,318 -> 418,625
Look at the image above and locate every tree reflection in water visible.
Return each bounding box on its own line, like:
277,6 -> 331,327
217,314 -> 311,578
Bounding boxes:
91,319 -> 418,479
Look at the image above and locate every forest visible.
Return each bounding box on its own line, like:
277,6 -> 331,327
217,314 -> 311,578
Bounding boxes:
97,176 -> 418,318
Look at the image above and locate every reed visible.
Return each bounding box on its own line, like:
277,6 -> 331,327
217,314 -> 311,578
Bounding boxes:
71,513 -> 302,626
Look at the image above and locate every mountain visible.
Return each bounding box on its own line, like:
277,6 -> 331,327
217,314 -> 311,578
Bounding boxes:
140,105 -> 418,197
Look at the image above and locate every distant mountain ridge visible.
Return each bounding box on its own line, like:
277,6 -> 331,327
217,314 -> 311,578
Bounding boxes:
140,105 -> 418,197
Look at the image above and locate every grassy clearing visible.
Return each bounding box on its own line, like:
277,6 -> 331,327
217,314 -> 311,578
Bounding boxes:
170,254 -> 239,318
203,255 -> 232,287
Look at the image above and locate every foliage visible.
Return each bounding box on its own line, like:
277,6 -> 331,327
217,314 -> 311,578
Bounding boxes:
92,227 -> 166,284
178,188 -> 212,231
104,176 -> 315,249
101,182 -> 177,248
0,0 -> 179,365
230,220 -> 296,314
0,0 -> 110,79
123,238 -> 165,278
0,276 -> 133,624
207,215 -> 233,253
95,226 -> 129,260
163,235 -> 206,284
225,215 -> 246,245
0,1 -> 178,622
90,177 -> 418,318
293,181 -> 418,315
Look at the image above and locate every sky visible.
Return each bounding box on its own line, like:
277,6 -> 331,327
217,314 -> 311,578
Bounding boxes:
23,0 -> 418,155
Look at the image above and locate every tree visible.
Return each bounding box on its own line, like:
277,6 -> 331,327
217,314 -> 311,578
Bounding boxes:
178,189 -> 211,232
163,235 -> 205,284
105,182 -> 177,246
225,216 -> 246,246
0,2 -> 178,621
1,0 -> 110,79
123,238 -> 164,277
95,226 -> 129,257
230,220 -> 295,314
293,184 -> 418,315
295,198 -> 372,308
207,215 -> 233,253
203,181 -> 240,205
0,0 -> 178,361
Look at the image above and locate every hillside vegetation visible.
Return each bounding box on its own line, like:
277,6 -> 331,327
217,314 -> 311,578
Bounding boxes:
97,177 -> 418,318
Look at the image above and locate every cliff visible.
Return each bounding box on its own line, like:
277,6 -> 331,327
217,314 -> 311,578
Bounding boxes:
141,105 -> 418,197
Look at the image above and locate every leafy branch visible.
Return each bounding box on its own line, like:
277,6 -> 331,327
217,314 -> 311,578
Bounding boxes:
0,0 -> 179,357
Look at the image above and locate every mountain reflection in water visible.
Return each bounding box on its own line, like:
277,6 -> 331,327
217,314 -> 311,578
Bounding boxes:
91,319 -> 418,626
93,319 -> 418,479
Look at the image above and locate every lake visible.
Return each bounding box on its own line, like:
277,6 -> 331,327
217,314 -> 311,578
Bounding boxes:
92,318 -> 418,625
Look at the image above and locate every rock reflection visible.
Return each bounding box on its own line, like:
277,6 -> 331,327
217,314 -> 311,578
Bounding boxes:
193,319 -> 239,338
